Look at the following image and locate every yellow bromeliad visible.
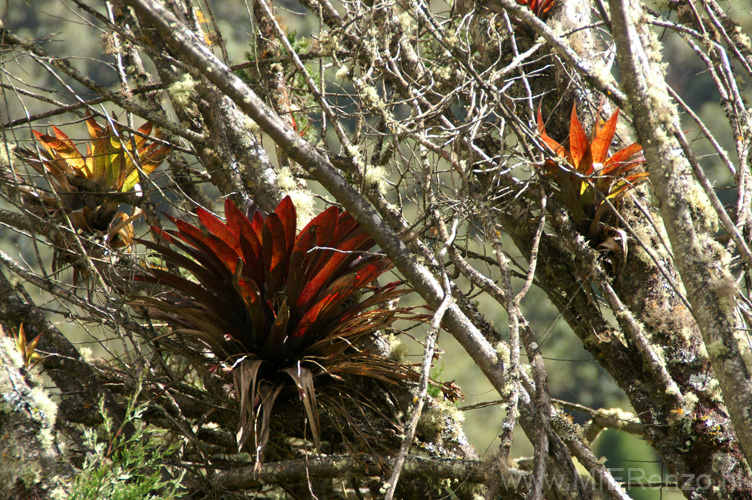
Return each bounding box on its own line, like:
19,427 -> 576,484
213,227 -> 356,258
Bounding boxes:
16,113 -> 170,278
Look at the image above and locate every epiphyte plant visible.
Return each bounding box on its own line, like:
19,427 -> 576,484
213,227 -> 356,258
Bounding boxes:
15,114 -> 170,280
134,197 -> 458,461
536,103 -> 648,245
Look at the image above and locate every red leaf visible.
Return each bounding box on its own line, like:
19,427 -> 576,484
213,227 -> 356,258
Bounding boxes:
603,143 -> 643,175
166,216 -> 236,278
137,237 -> 221,292
330,211 -> 363,248
591,109 -> 619,165
144,267 -> 228,315
206,234 -> 242,274
172,216 -> 240,274
568,105 -> 591,172
155,230 -> 226,280
238,233 -> 264,286
262,214 -> 288,295
260,304 -> 291,362
250,211 -> 265,244
135,196 -> 407,391
538,0 -> 555,14
170,216 -> 205,243
225,200 -> 256,244
274,196 -> 297,255
287,226 -> 319,311
299,206 -> 339,245
294,258 -> 392,343
537,106 -> 568,161
232,269 -> 271,345
294,206 -> 341,308
198,207 -> 240,254
300,229 -> 375,311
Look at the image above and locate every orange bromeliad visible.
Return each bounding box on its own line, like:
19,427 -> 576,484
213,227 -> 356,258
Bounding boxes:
536,103 -> 648,243
18,114 -> 169,237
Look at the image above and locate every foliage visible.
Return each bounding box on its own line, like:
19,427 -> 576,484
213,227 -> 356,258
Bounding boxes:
537,103 -> 648,243
70,396 -> 184,500
134,197 -> 456,460
16,114 -> 169,250
10,323 -> 43,368
516,0 -> 556,19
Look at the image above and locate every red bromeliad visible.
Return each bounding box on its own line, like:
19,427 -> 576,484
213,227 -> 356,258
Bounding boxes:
516,0 -> 555,19
134,197 -> 458,459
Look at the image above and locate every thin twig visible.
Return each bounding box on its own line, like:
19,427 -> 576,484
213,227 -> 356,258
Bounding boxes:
384,216 -> 458,500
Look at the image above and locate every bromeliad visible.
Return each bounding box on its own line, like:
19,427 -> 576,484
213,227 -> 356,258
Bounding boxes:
16,114 -> 170,278
516,0 -> 555,19
536,103 -> 648,245
17,114 -> 169,242
134,197 -> 458,460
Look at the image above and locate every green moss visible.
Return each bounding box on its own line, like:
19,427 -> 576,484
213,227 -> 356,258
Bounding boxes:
335,65 -> 349,80
550,413 -> 580,442
690,185 -> 721,232
385,333 -> 409,363
494,341 -> 510,366
0,142 -> 16,169
732,323 -> 752,371
0,336 -> 66,496
599,407 -> 638,424
0,432 -> 22,491
363,165 -> 387,195
354,78 -> 387,114
29,386 -> 58,432
398,11 -> 415,34
683,391 -> 699,414
18,462 -> 43,488
1,336 -> 24,369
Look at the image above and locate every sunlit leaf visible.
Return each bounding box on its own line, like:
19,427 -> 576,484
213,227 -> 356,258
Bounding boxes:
515,0 -> 556,18
12,324 -> 44,368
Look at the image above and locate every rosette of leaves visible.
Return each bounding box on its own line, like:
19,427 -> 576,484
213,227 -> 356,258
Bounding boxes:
536,104 -> 648,246
16,114 -> 170,268
133,197 -> 458,460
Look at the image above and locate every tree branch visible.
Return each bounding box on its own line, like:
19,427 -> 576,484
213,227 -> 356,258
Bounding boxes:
210,454 -> 526,493
610,0 -> 752,467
